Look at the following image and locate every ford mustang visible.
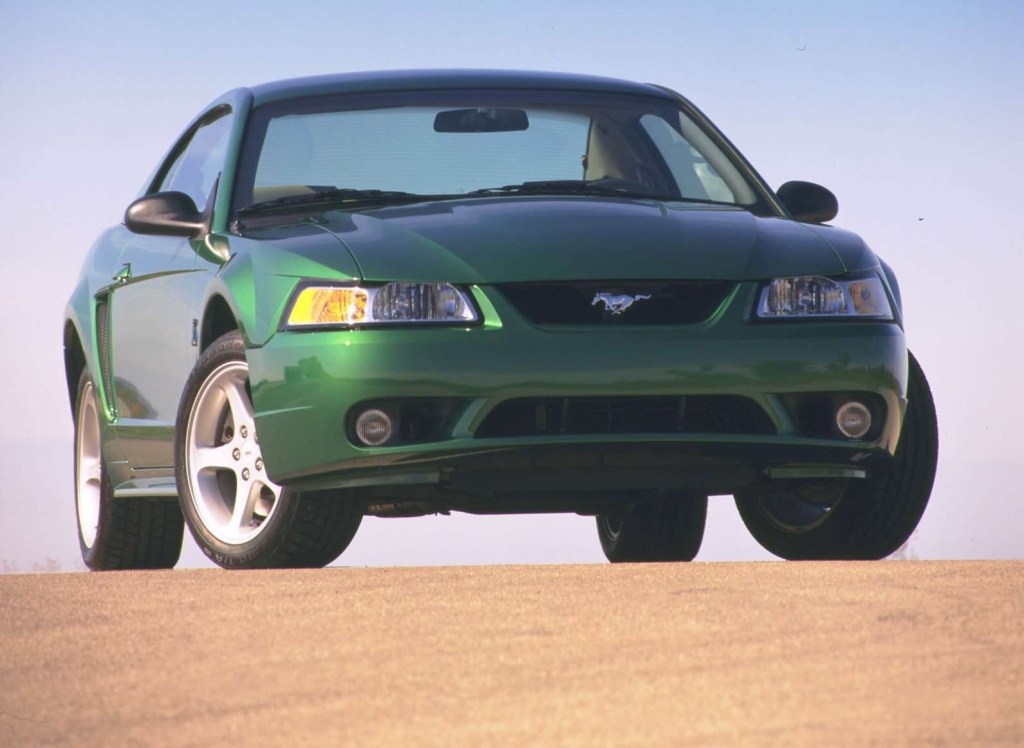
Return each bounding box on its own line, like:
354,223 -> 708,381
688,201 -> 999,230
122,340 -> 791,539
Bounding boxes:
64,70 -> 937,569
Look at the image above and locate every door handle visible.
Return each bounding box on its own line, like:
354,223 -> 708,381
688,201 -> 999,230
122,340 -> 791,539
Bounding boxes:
113,263 -> 132,283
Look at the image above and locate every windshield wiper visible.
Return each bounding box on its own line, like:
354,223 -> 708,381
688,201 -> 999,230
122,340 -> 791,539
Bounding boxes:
238,187 -> 431,215
467,180 -> 684,202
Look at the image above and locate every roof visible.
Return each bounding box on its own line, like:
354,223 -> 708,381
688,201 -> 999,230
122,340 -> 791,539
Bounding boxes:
247,69 -> 674,106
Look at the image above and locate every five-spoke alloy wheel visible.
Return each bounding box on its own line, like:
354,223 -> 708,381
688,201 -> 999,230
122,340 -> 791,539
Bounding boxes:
175,331 -> 362,569
184,360 -> 282,545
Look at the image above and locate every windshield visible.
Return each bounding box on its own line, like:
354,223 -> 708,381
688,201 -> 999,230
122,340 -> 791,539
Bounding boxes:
232,90 -> 770,215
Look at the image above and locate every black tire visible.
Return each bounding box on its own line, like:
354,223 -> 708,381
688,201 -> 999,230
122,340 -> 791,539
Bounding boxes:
74,371 -> 184,570
734,351 -> 938,560
175,331 -> 362,569
596,493 -> 708,562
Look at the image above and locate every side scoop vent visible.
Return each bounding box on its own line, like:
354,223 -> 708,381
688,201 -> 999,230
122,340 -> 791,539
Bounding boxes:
95,297 -> 115,414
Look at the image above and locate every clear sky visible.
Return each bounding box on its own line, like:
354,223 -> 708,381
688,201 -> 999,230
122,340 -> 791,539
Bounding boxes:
1,0 -> 1021,571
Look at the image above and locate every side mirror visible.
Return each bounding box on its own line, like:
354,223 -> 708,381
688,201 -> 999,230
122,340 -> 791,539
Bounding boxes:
124,191 -> 205,237
776,181 -> 838,224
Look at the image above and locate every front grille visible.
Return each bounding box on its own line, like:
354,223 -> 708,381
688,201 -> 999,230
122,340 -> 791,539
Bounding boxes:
475,396 -> 776,438
497,281 -> 735,325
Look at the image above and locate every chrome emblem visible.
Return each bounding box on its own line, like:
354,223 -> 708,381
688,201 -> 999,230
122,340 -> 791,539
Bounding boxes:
592,292 -> 652,315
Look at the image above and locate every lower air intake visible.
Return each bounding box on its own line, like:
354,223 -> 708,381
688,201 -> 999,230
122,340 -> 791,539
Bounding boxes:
475,396 -> 776,438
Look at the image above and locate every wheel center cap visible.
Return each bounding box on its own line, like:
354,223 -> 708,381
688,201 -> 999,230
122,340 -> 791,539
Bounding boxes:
241,440 -> 257,461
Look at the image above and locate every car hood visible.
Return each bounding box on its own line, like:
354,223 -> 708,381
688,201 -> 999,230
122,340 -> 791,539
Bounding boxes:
243,196 -> 875,283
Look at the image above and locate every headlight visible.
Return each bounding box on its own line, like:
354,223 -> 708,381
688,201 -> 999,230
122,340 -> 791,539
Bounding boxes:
285,282 -> 478,327
757,275 -> 893,319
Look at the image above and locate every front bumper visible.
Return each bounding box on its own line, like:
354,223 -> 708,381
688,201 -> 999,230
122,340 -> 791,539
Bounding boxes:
246,283 -> 907,499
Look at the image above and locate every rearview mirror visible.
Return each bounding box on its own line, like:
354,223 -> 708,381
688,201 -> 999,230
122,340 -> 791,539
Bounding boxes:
776,181 -> 838,224
124,191 -> 206,237
434,108 -> 529,133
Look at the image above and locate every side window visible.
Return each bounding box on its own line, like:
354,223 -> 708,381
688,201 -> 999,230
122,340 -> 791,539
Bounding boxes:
155,109 -> 233,211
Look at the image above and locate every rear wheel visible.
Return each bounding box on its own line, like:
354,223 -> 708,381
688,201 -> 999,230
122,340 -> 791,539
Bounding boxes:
734,351 -> 938,560
175,331 -> 362,569
74,371 -> 183,570
596,493 -> 708,562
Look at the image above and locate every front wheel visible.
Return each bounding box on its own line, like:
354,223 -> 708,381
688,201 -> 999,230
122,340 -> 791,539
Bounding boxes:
596,493 -> 708,562
175,331 -> 362,569
734,351 -> 938,560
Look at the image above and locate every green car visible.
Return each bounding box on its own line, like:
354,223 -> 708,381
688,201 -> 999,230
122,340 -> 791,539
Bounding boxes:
64,70 -> 937,570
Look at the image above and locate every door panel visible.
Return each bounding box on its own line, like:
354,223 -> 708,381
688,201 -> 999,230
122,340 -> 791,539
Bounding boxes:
110,235 -> 204,468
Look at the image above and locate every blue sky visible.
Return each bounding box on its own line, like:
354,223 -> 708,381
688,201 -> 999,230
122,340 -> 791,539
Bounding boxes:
1,1 -> 1021,570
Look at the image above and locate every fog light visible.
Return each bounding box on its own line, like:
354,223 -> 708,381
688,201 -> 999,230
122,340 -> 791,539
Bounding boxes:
354,408 -> 394,446
836,401 -> 872,439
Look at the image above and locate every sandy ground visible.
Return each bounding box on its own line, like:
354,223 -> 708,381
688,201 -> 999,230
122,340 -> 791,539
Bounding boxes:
0,561 -> 1021,746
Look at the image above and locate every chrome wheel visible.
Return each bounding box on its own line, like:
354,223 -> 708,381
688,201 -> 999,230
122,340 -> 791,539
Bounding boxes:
75,379 -> 102,548
184,360 -> 281,545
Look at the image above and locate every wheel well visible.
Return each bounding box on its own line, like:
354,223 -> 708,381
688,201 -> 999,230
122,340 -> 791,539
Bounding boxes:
64,321 -> 86,414
201,295 -> 239,351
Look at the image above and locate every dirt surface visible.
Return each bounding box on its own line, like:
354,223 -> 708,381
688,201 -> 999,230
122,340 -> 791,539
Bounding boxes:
1,561 -> 1021,746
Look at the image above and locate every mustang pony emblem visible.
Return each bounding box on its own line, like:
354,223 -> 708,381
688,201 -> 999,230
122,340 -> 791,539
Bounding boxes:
592,292 -> 652,315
